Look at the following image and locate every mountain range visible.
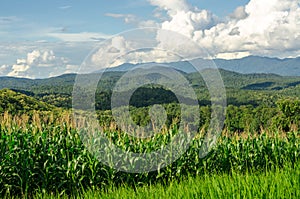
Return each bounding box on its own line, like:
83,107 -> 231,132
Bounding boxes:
1,56 -> 300,94
1,56 -> 300,111
105,56 -> 300,76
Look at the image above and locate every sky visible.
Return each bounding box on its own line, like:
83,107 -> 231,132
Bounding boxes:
0,0 -> 300,78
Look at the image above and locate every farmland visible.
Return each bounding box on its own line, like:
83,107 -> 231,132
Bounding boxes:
0,70 -> 300,198
0,111 -> 299,198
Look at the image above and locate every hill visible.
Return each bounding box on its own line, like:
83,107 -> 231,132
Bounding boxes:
1,68 -> 300,110
0,89 -> 56,114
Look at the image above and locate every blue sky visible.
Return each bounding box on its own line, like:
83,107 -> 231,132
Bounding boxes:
1,0 -> 299,78
0,0 -> 249,41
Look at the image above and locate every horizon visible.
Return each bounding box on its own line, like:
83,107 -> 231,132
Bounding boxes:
1,55 -> 300,80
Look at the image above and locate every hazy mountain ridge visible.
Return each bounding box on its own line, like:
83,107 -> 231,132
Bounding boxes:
1,65 -> 300,94
106,56 -> 300,76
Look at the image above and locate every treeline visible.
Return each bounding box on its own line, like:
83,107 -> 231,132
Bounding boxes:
225,99 -> 300,133
2,88 -> 300,133
95,99 -> 300,134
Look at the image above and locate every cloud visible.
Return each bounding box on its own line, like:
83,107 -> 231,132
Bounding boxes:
210,0 -> 300,58
59,5 -> 72,10
229,6 -> 249,20
106,13 -> 159,28
216,52 -> 251,60
0,16 -> 20,24
90,36 -> 132,69
161,9 -> 218,38
0,41 -> 100,78
0,41 -> 94,65
148,0 -> 189,15
7,64 -> 30,77
7,49 -> 61,78
105,13 -> 136,24
88,29 -> 203,72
0,65 -> 12,76
47,32 -> 110,42
2,49 -> 77,78
229,27 -> 240,36
25,50 -> 62,67
148,0 -> 300,59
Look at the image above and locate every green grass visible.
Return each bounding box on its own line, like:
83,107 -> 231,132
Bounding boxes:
24,162 -> 300,199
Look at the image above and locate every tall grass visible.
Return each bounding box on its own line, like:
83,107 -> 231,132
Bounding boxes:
11,162 -> 299,199
0,112 -> 299,197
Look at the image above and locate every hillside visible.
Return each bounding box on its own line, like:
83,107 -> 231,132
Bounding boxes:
1,68 -> 300,93
1,68 -> 300,110
0,89 -> 56,114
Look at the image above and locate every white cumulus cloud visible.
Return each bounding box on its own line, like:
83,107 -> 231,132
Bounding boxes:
87,32 -> 188,72
90,36 -> 133,70
229,6 -> 249,20
148,0 -> 189,14
0,65 -> 12,76
3,49 -> 76,78
149,0 -> 300,59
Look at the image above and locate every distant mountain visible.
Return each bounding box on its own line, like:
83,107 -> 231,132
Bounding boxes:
214,56 -> 300,75
0,74 -> 76,93
1,68 -> 300,95
105,56 -> 300,76
2,68 -> 300,110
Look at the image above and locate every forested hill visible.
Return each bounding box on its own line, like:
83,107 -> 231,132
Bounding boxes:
0,69 -> 299,93
0,74 -> 76,94
1,69 -> 300,110
0,89 -> 56,114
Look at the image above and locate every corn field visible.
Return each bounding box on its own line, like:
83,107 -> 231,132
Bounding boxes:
0,112 -> 299,197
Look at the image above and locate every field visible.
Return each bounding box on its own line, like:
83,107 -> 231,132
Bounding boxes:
0,111 -> 299,198
37,164 -> 299,199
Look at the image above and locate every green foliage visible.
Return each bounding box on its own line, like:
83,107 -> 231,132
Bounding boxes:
33,163 -> 300,199
225,104 -> 279,133
0,89 -> 55,115
277,99 -> 300,118
2,69 -> 300,110
0,119 -> 299,197
37,93 -> 72,108
272,99 -> 300,131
